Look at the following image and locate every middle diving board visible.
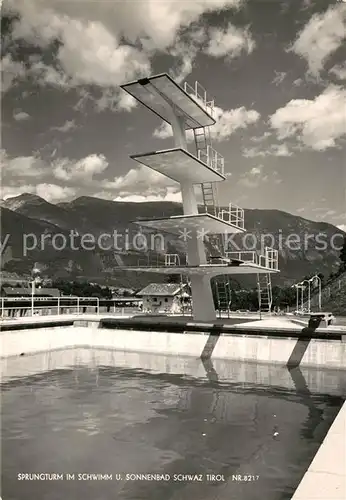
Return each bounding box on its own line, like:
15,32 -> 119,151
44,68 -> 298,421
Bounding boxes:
114,263 -> 278,277
130,148 -> 225,184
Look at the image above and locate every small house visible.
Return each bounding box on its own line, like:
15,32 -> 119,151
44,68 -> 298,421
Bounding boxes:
137,283 -> 190,314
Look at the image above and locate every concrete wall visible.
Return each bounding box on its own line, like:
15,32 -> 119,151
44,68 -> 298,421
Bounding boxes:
1,325 -> 345,369
1,347 -> 345,398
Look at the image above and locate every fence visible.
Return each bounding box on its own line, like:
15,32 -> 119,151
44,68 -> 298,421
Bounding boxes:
0,297 -> 143,319
306,277 -> 345,308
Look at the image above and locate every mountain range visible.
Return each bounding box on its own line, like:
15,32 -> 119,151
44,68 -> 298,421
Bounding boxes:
1,193 -> 344,288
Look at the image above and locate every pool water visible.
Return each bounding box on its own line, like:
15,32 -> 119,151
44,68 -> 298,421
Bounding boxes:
1,350 -> 344,500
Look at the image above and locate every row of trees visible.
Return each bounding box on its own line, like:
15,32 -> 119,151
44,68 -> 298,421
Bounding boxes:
339,235 -> 346,274
51,280 -> 113,298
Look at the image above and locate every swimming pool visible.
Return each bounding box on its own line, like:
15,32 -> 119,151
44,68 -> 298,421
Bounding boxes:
1,348 -> 345,500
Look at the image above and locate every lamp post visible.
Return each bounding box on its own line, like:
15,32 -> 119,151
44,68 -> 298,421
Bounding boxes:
291,284 -> 299,313
309,275 -> 322,311
292,283 -> 305,314
299,280 -> 311,313
31,279 -> 35,316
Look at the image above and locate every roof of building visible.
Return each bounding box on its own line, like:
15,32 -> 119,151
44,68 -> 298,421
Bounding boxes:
138,283 -> 186,297
2,287 -> 32,296
2,287 -> 61,297
35,288 -> 61,297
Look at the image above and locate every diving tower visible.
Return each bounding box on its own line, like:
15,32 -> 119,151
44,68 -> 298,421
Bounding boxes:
120,73 -> 279,321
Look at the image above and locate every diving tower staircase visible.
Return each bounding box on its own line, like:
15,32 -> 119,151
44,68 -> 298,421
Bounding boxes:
120,73 -> 279,321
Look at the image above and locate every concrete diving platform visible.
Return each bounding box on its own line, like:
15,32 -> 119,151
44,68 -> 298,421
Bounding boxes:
130,148 -> 225,184
120,73 -> 215,129
115,262 -> 279,277
136,213 -> 245,235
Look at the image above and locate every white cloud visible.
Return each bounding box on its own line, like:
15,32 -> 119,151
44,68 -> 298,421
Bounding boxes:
1,185 -> 36,200
154,104 -> 260,142
338,224 -> 346,232
212,106 -> 260,141
51,119 -> 76,133
293,78 -> 303,87
11,7 -> 150,87
169,27 -> 207,83
237,165 -> 282,188
13,110 -> 30,121
270,144 -> 292,157
35,184 -> 76,202
113,192 -> 182,203
28,61 -> 70,88
0,150 -> 45,178
100,165 -> 181,202
1,184 -> 74,202
0,149 -> 109,201
250,166 -> 263,175
3,0 -> 246,105
53,154 -> 109,182
94,88 -> 137,113
269,85 -> 346,150
250,132 -> 272,143
290,3 -> 346,76
205,23 -> 255,59
102,165 -> 177,190
1,55 -> 26,93
242,143 -> 292,157
272,71 -> 286,86
330,64 -> 346,81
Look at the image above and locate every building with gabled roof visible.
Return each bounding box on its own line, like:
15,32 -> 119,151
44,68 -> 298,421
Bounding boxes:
137,283 -> 189,314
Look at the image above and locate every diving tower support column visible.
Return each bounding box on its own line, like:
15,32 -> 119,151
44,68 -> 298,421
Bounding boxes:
169,110 -> 216,321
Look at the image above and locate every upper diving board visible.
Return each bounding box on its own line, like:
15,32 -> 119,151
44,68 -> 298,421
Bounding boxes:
130,148 -> 225,184
120,73 -> 216,130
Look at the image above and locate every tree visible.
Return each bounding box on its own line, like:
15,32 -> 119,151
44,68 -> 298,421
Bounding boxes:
165,274 -> 181,284
339,235 -> 346,273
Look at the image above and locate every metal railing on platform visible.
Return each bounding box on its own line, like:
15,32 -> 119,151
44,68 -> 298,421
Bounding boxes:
183,80 -> 215,117
224,247 -> 279,270
164,253 -> 181,266
225,251 -> 258,263
197,145 -> 224,175
262,247 -> 279,270
136,254 -> 189,267
218,203 -> 245,230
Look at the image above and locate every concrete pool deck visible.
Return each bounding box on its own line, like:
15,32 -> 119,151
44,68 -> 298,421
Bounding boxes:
1,313 -> 346,333
291,400 -> 346,500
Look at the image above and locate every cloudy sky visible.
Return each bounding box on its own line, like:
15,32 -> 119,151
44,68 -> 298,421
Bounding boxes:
1,0 -> 346,229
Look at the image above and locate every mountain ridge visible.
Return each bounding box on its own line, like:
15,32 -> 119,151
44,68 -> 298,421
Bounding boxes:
1,193 -> 344,287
